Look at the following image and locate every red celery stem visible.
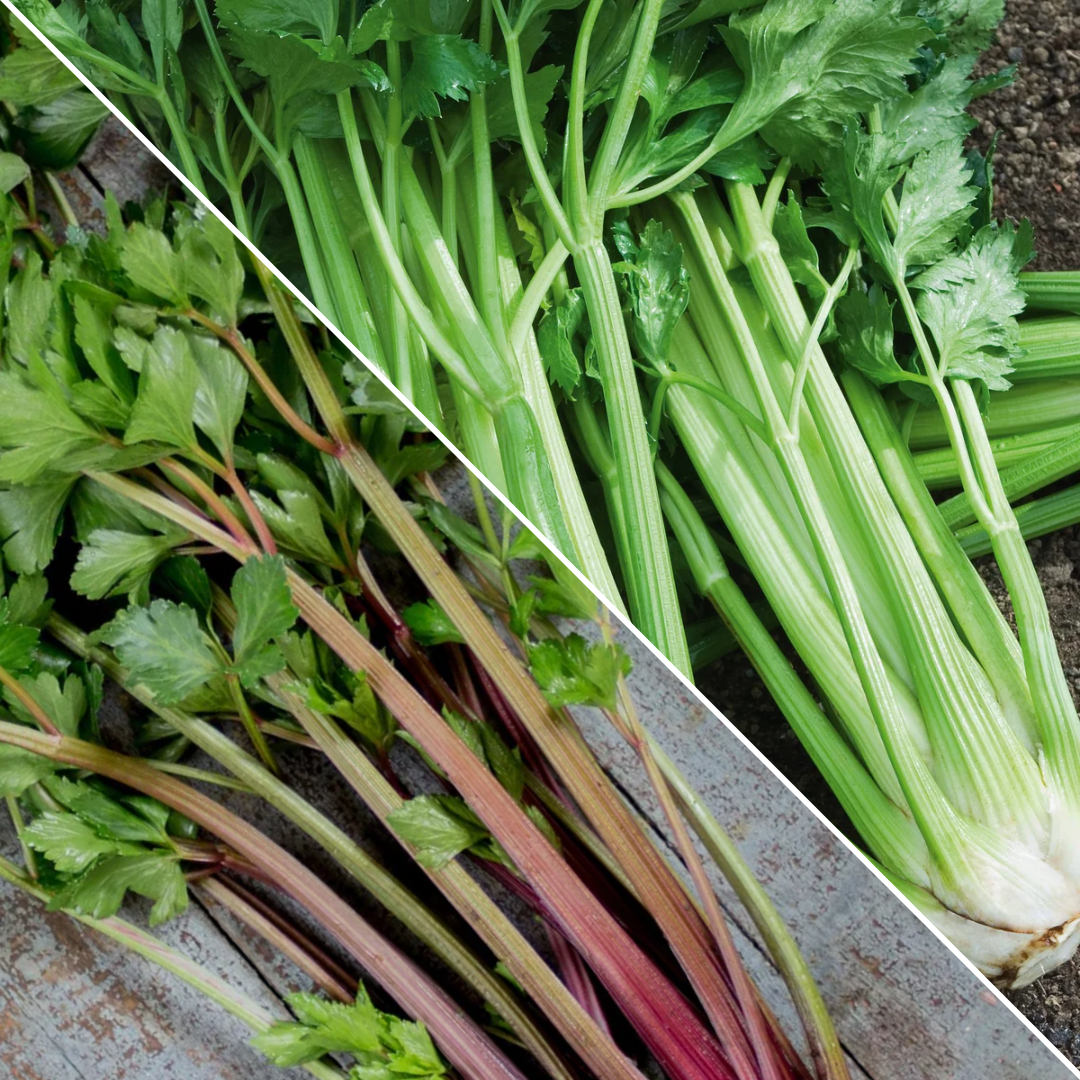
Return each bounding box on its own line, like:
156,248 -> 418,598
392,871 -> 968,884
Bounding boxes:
200,875 -> 358,1003
289,571 -> 736,1080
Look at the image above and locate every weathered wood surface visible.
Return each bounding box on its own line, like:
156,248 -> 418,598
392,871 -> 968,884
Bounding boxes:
0,118 -> 1074,1080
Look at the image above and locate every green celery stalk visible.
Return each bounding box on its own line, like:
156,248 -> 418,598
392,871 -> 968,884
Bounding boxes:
492,0 -> 691,674
907,377 -> 1080,449
721,182 -> 1055,917
956,484 -> 1080,559
937,427 -> 1080,530
1013,317 -> 1080,379
841,371 -> 1037,751
293,135 -> 386,368
656,463 -> 930,883
1021,271 -> 1080,314
912,425 -> 1079,490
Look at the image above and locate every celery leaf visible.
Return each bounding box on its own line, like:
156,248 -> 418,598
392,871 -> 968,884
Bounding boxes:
0,477 -> 76,573
528,633 -> 632,711
71,528 -> 182,603
401,35 -> 503,121
230,554 -> 299,687
104,599 -> 222,703
402,599 -> 464,646
387,794 -> 489,869
124,326 -> 199,449
911,222 -> 1032,390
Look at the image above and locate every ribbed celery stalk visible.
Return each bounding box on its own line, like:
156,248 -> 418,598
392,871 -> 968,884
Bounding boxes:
721,181 -> 1062,931
1014,317 -> 1080,379
956,484 -> 1080,559
1022,271 -> 1080,314
491,0 -> 690,673
912,425 -> 1077,490
908,377 -> 1080,448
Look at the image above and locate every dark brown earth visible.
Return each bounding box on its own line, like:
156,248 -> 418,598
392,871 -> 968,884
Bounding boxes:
703,4 -> 1080,1056
969,0 -> 1080,271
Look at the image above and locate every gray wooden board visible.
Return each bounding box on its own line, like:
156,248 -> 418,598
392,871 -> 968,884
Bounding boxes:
0,118 -> 1074,1079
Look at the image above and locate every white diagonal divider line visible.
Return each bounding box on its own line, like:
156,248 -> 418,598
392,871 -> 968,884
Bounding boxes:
5,5 -> 1077,1075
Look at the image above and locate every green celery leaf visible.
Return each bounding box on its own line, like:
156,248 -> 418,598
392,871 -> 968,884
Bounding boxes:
178,212 -> 245,328
120,222 -> 188,306
401,34 -> 503,121
612,219 -> 689,368
879,53 -> 979,162
103,600 -> 222,704
48,777 -> 169,844
0,744 -> 56,797
341,361 -> 404,416
252,990 -> 384,1067
527,633 -> 632,711
124,327 -> 199,449
921,0 -> 1003,51
249,489 -> 341,566
142,0 -> 184,77
71,528 -> 183,603
302,677 -> 396,752
722,0 -> 930,164
402,599 -> 463,646
536,289 -> 585,397
230,554 -> 299,687
836,286 -> 913,386
485,63 -> 562,153
190,334 -> 248,464
7,574 -> 52,627
23,810 -> 133,874
0,28 -> 83,105
701,134 -> 773,185
85,2 -> 146,75
911,222 -> 1031,390
14,90 -> 109,171
893,139 -> 977,269
509,589 -> 536,640
256,453 -> 328,508
50,852 -> 188,925
0,152 -> 30,194
350,0 -> 473,47
0,477 -> 76,573
155,555 -> 214,614
827,129 -> 902,276
215,0 -> 338,43
527,564 -> 598,621
387,794 -> 489,869
424,501 -> 496,565
0,599 -> 40,672
477,723 -> 524,802
224,28 -> 387,132
6,250 -> 53,367
773,197 -> 830,297
69,381 -> 131,428
384,442 -> 449,485
0,370 -> 103,483
5,672 -> 86,736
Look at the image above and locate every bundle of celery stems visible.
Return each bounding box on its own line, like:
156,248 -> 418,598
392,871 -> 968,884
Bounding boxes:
0,21 -> 871,1080
14,0 -> 1080,1011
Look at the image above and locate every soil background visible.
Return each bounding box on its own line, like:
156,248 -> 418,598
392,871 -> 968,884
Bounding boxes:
701,0 -> 1080,1060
